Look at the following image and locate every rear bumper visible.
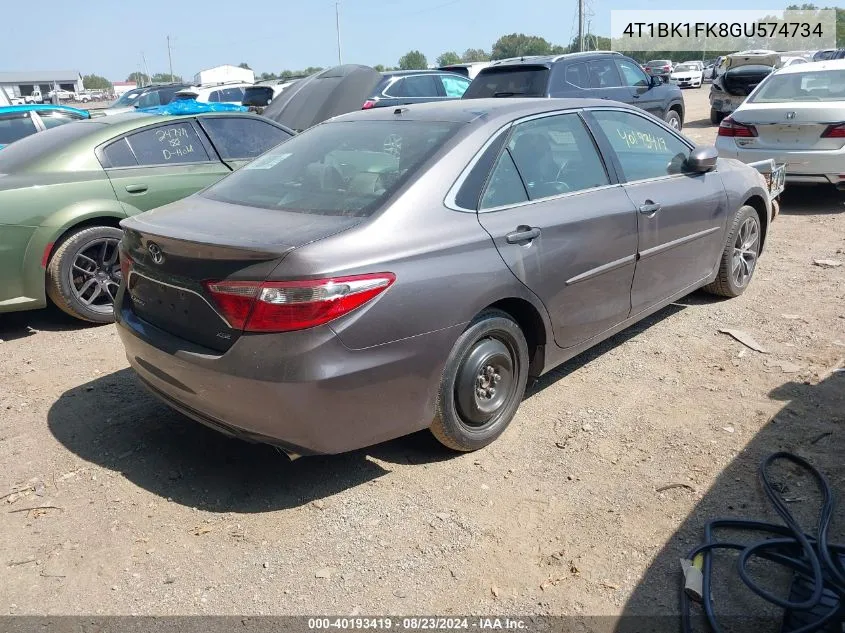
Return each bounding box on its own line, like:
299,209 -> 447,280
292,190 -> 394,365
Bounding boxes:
715,143 -> 845,185
115,305 -> 461,455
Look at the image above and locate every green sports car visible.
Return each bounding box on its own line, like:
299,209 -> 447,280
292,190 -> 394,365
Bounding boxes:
0,108 -> 293,323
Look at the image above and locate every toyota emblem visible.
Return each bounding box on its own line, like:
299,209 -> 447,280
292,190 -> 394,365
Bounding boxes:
148,242 -> 164,265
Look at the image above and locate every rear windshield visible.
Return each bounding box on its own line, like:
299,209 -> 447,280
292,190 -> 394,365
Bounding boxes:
463,67 -> 550,98
647,60 -> 671,66
750,69 -> 845,102
201,119 -> 461,217
674,64 -> 698,72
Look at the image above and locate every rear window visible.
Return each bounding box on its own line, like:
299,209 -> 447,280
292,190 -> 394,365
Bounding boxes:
750,69 -> 845,102
0,112 -> 39,144
201,119 -> 461,217
463,67 -> 550,98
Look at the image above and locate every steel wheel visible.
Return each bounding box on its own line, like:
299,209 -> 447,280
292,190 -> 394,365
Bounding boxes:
732,216 -> 759,288
454,336 -> 517,428
68,237 -> 122,315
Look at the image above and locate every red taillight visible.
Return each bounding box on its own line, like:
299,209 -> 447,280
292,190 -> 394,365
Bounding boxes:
118,244 -> 132,281
204,273 -> 396,333
821,123 -> 845,138
718,117 -> 758,138
663,65 -> 670,70
362,99 -> 376,109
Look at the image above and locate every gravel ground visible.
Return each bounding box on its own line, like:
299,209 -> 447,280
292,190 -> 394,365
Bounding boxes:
1,87 -> 844,622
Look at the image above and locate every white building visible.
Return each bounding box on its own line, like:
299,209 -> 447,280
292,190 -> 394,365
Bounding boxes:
0,70 -> 83,100
112,81 -> 138,97
193,65 -> 254,86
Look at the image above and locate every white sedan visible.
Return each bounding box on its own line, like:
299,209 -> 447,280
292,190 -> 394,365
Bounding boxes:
668,63 -> 704,88
715,59 -> 845,187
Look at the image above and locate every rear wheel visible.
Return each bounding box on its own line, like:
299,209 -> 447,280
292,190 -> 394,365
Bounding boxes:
430,309 -> 529,452
46,226 -> 123,324
703,205 -> 761,298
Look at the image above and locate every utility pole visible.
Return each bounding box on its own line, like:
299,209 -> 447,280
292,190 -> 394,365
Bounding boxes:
587,19 -> 592,50
578,0 -> 585,52
335,2 -> 342,65
141,52 -> 150,86
167,35 -> 174,82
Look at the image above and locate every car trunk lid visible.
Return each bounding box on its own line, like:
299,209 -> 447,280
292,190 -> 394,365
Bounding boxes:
119,196 -> 362,352
731,102 -> 845,151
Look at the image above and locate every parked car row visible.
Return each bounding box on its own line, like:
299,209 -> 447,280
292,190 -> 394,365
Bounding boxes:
0,52 -> 788,457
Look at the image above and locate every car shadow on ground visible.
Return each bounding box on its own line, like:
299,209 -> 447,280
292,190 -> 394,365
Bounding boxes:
46,300 -> 705,514
46,365 -> 460,513
779,186 -> 845,215
681,116 -> 714,130
0,305 -> 102,342
604,364 -> 845,633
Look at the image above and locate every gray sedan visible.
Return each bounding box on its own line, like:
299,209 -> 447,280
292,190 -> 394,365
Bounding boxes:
114,98 -> 775,456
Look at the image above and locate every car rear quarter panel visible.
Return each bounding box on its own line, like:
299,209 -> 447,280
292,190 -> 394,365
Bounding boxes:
714,157 -> 772,247
0,174 -> 125,309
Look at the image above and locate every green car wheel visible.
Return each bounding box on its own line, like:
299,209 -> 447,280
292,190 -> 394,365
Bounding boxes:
46,226 -> 124,323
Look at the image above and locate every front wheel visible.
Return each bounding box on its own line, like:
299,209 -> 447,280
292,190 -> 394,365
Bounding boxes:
46,226 -> 124,323
430,309 -> 529,452
703,205 -> 761,298
664,109 -> 682,130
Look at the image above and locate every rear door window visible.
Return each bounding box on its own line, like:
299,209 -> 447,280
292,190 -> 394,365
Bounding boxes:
101,138 -> 138,168
506,113 -> 609,199
0,112 -> 39,144
199,117 -> 292,160
588,60 -> 623,88
125,122 -> 211,166
387,75 -> 441,97
564,62 -> 590,88
463,67 -> 550,98
218,87 -> 245,102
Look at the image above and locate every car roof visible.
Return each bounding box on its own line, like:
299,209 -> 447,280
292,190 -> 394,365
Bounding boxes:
484,51 -> 624,68
0,104 -> 90,116
381,69 -> 460,77
775,58 -> 845,74
326,97 -> 633,125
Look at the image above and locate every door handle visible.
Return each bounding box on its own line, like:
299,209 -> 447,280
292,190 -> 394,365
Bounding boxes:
506,226 -> 541,244
638,202 -> 661,215
125,184 -> 148,194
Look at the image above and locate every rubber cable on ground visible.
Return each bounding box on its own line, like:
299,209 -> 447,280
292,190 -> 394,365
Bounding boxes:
682,451 -> 845,633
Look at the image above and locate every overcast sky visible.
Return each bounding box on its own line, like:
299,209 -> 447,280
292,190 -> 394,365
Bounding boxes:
1,0 -> 798,81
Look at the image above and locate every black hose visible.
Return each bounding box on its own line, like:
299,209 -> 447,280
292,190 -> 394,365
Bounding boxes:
682,451 -> 845,633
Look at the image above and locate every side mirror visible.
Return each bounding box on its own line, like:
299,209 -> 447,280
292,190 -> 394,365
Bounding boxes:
650,74 -> 662,87
687,146 -> 719,173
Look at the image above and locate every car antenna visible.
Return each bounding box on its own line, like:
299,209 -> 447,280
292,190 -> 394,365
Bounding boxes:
393,107 -> 408,115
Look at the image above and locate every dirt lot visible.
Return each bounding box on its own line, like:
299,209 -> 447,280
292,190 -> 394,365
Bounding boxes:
1,87 -> 844,622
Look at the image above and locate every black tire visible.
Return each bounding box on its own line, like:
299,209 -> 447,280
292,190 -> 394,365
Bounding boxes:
664,109 -> 682,131
704,205 -> 761,298
46,226 -> 123,324
710,108 -> 724,125
430,309 -> 530,452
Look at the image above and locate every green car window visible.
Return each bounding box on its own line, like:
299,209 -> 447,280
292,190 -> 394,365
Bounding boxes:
199,117 -> 291,160
125,122 -> 211,166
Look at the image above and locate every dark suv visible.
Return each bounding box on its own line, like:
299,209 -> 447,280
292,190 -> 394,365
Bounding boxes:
463,51 -> 686,130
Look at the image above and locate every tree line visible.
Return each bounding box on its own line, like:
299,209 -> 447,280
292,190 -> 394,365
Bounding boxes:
88,9 -> 845,92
